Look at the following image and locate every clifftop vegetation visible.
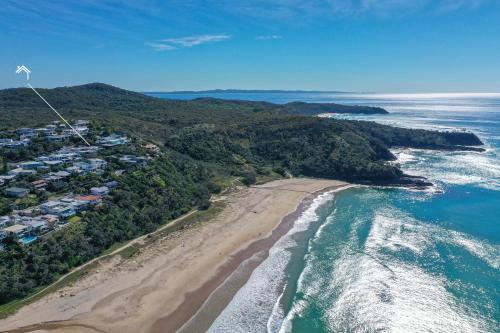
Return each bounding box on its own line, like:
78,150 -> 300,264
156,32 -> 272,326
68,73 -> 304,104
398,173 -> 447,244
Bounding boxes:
0,83 -> 483,185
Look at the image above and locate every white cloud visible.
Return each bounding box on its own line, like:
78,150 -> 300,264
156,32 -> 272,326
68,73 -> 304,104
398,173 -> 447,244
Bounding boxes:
220,0 -> 490,19
149,34 -> 231,51
437,0 -> 487,12
256,34 -> 282,40
147,42 -> 177,51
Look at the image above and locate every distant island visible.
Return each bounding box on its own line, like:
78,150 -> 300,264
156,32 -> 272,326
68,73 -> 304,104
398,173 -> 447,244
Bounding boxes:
146,89 -> 350,94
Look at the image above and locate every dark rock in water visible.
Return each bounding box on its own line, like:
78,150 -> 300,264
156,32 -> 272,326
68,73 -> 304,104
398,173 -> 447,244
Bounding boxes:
360,174 -> 434,189
448,146 -> 485,152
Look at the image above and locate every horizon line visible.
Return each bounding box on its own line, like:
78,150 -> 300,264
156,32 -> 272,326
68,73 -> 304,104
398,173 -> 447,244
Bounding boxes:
143,89 -> 500,95
2,83 -> 500,95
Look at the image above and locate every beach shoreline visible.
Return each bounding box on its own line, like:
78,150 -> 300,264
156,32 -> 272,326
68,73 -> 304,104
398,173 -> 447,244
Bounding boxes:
0,178 -> 349,333
175,183 -> 352,333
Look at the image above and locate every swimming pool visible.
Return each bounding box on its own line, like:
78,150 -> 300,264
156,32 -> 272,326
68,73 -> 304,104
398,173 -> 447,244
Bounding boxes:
20,235 -> 38,244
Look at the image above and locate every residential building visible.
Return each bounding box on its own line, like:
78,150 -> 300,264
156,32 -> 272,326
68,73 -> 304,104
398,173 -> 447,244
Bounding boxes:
53,171 -> 71,178
9,168 -> 37,176
98,134 -> 128,147
119,155 -> 148,165
144,143 -> 160,152
0,174 -> 17,183
60,197 -> 88,211
40,201 -> 76,218
2,224 -> 28,237
37,166 -> 50,172
48,134 -> 70,142
19,161 -> 45,170
72,161 -> 93,173
90,186 -> 109,196
88,158 -> 107,170
0,216 -> 10,228
63,127 -> 89,137
51,206 -> 76,219
17,128 -> 37,138
42,174 -> 63,183
0,138 -> 14,146
75,195 -> 102,205
31,179 -> 48,191
70,146 -> 100,155
65,166 -> 82,174
40,201 -> 63,214
39,214 -> 59,228
5,187 -> 29,198
49,153 -> 77,161
22,219 -> 49,234
43,160 -> 64,167
35,127 -> 54,136
17,208 -> 40,217
74,126 -> 89,135
105,181 -> 119,189
4,140 -> 29,148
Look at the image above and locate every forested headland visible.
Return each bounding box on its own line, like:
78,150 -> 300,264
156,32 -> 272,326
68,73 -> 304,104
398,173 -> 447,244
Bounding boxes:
0,83 -> 484,305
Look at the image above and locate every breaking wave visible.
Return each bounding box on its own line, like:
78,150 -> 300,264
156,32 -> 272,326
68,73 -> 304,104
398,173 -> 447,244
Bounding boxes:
280,207 -> 499,333
393,149 -> 500,191
207,190 -> 339,333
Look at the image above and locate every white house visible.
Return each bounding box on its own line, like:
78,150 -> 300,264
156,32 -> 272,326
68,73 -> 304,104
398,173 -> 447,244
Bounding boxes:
9,168 -> 37,176
2,224 -> 28,237
18,161 -> 44,170
90,186 -> 110,196
5,187 -> 30,198
0,216 -> 10,228
88,158 -> 107,170
40,201 -> 63,214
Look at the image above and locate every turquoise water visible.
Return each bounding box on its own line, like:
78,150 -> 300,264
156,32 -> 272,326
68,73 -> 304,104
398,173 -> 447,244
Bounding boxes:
20,235 -> 37,245
153,92 -> 500,332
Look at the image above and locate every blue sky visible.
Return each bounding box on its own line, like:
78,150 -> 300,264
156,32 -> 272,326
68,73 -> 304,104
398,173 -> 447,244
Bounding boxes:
1,0 -> 500,92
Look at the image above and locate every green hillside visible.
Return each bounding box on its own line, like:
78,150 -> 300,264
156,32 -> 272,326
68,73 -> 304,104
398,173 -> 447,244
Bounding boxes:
0,83 -> 483,185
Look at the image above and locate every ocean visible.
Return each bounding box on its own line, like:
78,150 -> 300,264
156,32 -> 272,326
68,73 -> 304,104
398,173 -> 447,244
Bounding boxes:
149,92 -> 500,333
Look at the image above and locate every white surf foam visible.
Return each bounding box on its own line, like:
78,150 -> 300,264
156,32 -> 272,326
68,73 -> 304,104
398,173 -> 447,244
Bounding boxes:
207,190 -> 341,333
280,207 -> 499,333
393,148 -> 500,191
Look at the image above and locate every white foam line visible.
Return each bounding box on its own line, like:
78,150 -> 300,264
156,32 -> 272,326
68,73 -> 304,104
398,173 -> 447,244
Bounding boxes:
27,83 -> 90,146
267,282 -> 287,333
209,186 -> 353,333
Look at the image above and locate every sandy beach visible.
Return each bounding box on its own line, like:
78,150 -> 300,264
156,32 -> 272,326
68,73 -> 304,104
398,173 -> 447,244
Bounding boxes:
0,178 -> 348,333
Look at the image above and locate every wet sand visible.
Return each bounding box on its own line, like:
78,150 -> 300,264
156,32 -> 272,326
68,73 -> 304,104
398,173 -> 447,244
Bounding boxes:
0,178 -> 348,333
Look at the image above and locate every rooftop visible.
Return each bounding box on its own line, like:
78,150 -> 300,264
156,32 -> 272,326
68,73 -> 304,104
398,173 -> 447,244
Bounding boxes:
75,195 -> 101,201
6,187 -> 29,193
2,224 -> 27,233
